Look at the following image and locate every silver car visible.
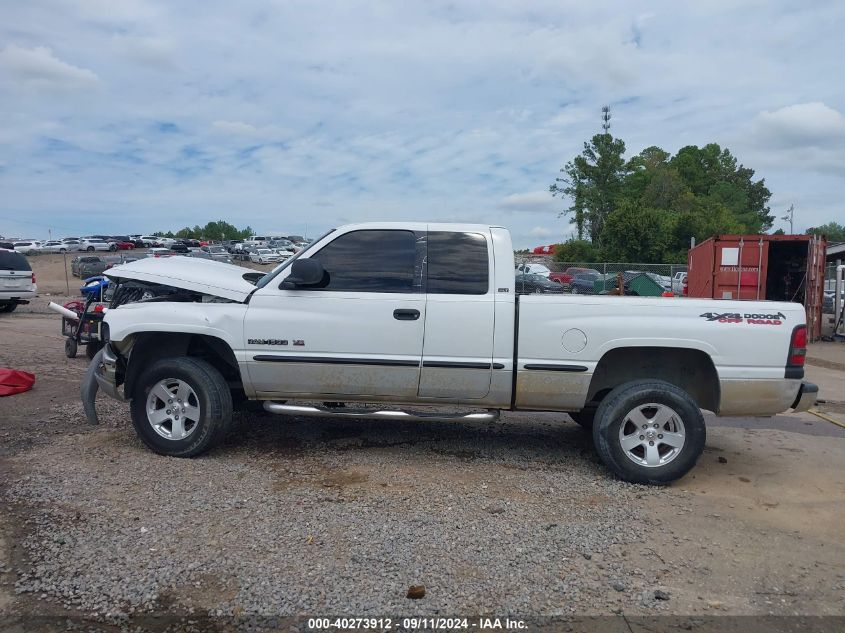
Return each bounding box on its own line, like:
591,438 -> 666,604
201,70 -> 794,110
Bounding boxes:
200,246 -> 233,263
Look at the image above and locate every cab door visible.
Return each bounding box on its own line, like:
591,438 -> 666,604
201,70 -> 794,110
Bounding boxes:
243,228 -> 427,399
418,230 -> 496,399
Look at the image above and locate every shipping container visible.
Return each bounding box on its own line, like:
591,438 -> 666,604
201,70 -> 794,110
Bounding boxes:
687,234 -> 827,340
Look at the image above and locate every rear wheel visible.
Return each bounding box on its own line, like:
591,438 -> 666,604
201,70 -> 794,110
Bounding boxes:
1,302 -> 18,313
64,338 -> 77,358
87,246 -> 94,252
592,380 -> 705,485
130,357 -> 232,457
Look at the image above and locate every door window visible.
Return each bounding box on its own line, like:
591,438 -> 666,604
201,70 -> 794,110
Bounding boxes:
426,231 -> 489,295
309,230 -> 417,293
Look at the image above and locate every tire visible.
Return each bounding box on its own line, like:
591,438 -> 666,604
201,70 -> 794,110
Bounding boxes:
60,248 -> 67,254
130,357 -> 233,457
65,338 -> 78,358
109,244 -> 117,252
592,380 -> 706,485
569,408 -> 596,430
85,341 -> 102,360
1,302 -> 17,313
87,246 -> 94,252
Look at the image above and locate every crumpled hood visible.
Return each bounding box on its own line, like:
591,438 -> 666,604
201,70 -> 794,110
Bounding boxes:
104,256 -> 258,302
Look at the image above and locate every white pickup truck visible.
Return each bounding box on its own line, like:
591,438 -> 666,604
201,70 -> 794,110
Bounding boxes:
83,223 -> 817,484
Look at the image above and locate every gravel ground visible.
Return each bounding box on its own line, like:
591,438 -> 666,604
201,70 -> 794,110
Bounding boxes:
2,316 -> 845,629
4,398 -> 668,618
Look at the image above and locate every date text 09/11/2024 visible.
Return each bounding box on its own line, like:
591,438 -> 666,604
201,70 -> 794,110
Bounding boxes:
307,617 -> 527,630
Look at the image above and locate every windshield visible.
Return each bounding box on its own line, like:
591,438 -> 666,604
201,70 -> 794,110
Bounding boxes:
254,229 -> 334,290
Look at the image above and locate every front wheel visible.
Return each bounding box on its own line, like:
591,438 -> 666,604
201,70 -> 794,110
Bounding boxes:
129,357 -> 232,457
569,408 -> 595,430
592,380 -> 705,485
87,246 -> 94,252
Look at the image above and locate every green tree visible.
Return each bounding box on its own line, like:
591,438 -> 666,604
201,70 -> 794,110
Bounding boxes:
807,222 -> 845,242
599,201 -> 673,263
669,144 -> 773,232
550,131 -> 628,242
553,239 -> 599,263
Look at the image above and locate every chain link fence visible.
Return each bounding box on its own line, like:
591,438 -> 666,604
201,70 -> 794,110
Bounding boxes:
513,255 -> 688,295
516,254 -> 685,280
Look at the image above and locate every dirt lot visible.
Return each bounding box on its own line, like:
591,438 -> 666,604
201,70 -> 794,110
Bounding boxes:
1,258 -> 845,630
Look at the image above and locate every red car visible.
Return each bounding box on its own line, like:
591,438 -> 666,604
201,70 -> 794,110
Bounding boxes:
109,237 -> 136,250
551,266 -> 599,286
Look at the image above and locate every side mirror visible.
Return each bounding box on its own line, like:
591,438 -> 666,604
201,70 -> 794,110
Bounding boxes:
280,258 -> 325,288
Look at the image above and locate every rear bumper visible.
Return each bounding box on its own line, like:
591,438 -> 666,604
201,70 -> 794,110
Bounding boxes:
791,382 -> 818,413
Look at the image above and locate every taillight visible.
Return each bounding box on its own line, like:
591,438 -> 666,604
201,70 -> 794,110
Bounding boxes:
31,272 -> 36,284
788,325 -> 807,367
785,325 -> 807,379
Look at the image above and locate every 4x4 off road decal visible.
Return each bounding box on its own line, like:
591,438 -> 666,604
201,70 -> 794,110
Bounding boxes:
699,312 -> 786,325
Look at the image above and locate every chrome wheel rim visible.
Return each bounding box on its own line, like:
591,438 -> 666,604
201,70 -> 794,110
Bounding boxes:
618,402 -> 686,467
146,378 -> 200,440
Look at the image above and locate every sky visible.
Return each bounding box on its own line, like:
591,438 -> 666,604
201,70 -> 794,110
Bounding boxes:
1,0 -> 843,248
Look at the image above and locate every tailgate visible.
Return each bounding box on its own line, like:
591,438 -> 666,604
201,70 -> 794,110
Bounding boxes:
0,271 -> 30,289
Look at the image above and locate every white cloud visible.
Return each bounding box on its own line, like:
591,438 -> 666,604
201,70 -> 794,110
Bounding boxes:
499,191 -> 558,213
0,44 -> 99,89
754,102 -> 845,147
528,226 -> 553,237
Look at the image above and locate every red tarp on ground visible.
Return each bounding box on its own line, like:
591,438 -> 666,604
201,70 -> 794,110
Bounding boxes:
0,369 -> 35,396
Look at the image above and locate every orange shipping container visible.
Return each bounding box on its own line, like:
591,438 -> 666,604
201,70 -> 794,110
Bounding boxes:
687,234 -> 827,340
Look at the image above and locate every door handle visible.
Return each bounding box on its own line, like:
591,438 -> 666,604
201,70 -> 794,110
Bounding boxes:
393,309 -> 420,321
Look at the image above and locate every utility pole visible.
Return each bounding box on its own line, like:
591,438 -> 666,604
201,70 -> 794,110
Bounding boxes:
781,204 -> 794,234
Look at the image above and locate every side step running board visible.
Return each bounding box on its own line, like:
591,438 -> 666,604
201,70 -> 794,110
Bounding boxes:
262,402 -> 500,423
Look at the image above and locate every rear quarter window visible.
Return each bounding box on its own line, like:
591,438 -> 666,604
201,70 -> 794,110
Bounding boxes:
0,251 -> 32,271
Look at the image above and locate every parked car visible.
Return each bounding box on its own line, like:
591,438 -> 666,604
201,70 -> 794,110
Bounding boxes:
249,248 -> 281,264
138,236 -> 163,248
269,239 -> 297,253
201,245 -> 233,263
672,272 -> 688,294
71,256 -> 107,278
88,221 -> 817,486
170,242 -> 190,254
824,291 -> 844,314
62,239 -> 84,252
109,236 -> 136,250
80,238 -> 115,252
38,240 -> 71,253
515,273 -> 566,294
13,241 -> 40,255
103,255 -> 138,270
185,250 -> 213,260
570,272 -> 601,294
146,248 -> 174,258
515,262 -> 551,277
0,249 -> 36,313
550,267 -> 601,286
